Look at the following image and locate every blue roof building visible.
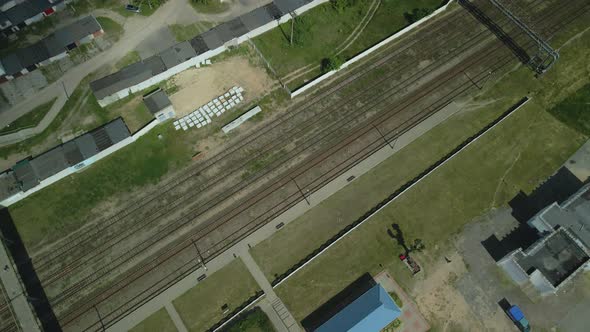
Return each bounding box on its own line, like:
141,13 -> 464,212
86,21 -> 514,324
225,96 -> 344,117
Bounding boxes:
315,284 -> 401,332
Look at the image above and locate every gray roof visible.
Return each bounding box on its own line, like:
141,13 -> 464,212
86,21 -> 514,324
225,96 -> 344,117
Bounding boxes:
201,28 -> 225,50
189,35 -> 209,54
159,41 -> 197,69
104,118 -> 131,144
13,160 -> 38,192
226,17 -> 249,38
6,118 -> 130,193
540,185 -> 590,249
62,141 -> 84,165
90,62 -> 153,100
75,133 -> 99,159
1,15 -> 101,76
29,146 -> 68,181
0,0 -> 57,27
0,53 -> 22,75
143,54 -> 167,75
240,6 -> 275,31
143,90 -> 172,114
273,0 -> 309,15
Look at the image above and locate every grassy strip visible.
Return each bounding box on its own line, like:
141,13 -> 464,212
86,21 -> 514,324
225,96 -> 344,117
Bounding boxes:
253,0 -> 441,82
253,17 -> 590,322
129,308 -> 177,332
0,99 -> 56,135
547,82 -> 590,135
173,259 -> 261,332
190,0 -> 230,14
221,307 -> 276,332
96,16 -> 123,38
115,51 -> 141,70
169,22 -> 215,42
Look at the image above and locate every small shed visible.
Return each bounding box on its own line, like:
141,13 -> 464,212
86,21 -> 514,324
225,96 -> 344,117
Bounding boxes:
143,89 -> 176,123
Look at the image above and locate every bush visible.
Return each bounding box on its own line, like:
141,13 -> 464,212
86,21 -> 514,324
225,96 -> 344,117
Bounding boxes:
321,56 -> 344,73
404,8 -> 434,24
291,16 -> 312,46
330,0 -> 358,12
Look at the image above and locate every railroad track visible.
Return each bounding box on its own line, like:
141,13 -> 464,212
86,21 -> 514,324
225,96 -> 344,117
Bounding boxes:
37,1 -> 501,288
34,0 -> 590,330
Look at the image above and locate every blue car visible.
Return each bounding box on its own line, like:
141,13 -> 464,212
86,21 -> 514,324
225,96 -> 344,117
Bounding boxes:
507,305 -> 531,332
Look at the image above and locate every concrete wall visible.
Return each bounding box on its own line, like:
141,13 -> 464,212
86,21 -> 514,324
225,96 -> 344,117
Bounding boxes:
290,0 -> 454,98
0,119 -> 160,207
530,270 -> 556,296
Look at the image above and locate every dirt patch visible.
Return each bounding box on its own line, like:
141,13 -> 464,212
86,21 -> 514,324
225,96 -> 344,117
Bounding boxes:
412,252 -> 485,331
169,56 -> 275,117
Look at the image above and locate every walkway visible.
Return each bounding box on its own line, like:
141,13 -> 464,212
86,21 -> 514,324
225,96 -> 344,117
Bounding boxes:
107,99 -> 471,331
0,0 -> 272,146
239,247 -> 299,332
165,302 -> 188,332
0,240 -> 41,332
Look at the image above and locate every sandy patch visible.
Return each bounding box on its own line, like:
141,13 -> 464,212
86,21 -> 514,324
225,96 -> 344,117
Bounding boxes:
413,252 -> 485,332
169,56 -> 275,117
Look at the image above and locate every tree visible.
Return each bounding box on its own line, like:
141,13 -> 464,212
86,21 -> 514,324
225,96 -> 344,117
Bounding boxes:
321,56 -> 344,73
409,238 -> 425,252
330,0 -> 357,13
404,8 -> 434,24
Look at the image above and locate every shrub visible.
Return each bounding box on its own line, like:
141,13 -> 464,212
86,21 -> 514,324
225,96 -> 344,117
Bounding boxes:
404,8 -> 434,24
330,0 -> 358,12
321,56 -> 344,73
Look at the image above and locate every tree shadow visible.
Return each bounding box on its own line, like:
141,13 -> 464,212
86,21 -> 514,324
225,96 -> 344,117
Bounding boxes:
387,223 -> 410,256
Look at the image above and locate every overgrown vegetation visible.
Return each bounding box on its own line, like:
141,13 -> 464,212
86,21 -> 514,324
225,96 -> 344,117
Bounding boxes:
321,56 -> 344,73
221,307 -> 275,332
403,8 -> 434,24
548,83 -> 590,135
330,0 -> 358,13
0,99 -> 56,135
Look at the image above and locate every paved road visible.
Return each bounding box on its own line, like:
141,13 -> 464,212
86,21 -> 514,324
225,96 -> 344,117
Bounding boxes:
0,240 -> 41,332
0,0 -> 272,146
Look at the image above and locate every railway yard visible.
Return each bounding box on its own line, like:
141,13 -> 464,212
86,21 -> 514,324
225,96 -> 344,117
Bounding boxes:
3,0 -> 590,331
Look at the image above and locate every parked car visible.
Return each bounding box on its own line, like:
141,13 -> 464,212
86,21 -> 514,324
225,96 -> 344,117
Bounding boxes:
506,305 -> 531,332
125,4 -> 140,13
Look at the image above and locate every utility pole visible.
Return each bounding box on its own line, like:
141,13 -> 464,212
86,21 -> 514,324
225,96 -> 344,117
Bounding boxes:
290,14 -> 295,45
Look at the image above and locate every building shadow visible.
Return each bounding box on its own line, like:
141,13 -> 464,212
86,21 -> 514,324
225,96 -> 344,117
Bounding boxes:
458,0 -> 530,64
0,207 -> 61,331
482,167 -> 584,262
300,273 -> 376,332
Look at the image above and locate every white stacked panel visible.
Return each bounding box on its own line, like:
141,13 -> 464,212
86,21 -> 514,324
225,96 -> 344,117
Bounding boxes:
174,86 -> 245,131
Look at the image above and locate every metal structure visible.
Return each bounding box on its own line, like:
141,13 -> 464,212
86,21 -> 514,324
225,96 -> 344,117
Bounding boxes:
489,0 -> 559,74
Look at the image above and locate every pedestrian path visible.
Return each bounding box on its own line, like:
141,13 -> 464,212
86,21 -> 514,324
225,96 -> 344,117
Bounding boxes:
0,241 -> 41,332
239,247 -> 300,332
165,302 -> 188,332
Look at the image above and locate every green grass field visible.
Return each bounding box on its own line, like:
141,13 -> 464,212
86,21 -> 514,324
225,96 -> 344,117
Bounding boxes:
222,307 -> 275,332
0,99 -> 56,136
252,19 -> 590,322
169,22 -> 215,42
129,308 -> 177,332
9,121 -> 192,250
253,0 -> 442,85
173,259 -> 261,332
96,17 -> 123,39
